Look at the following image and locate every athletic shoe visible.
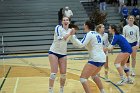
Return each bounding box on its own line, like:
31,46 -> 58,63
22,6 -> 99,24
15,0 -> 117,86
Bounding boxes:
116,79 -> 126,86
126,78 -> 134,84
131,70 -> 136,76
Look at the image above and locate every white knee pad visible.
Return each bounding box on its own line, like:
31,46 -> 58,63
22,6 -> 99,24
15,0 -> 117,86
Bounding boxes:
60,74 -> 66,79
80,78 -> 87,83
114,63 -> 120,68
50,73 -> 56,80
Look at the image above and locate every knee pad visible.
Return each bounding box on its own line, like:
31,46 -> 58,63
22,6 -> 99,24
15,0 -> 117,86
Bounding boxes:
114,63 -> 120,68
80,78 -> 87,83
60,74 -> 66,79
123,65 -> 130,73
50,73 -> 56,80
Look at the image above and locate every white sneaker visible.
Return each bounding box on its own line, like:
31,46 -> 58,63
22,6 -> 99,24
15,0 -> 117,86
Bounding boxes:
126,78 -> 134,84
116,79 -> 126,86
49,88 -> 54,93
131,70 -> 136,76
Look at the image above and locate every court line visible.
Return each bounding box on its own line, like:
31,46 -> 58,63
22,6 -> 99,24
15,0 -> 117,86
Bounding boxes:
0,66 -> 11,91
99,76 -> 124,93
13,77 -> 19,93
0,50 -> 140,59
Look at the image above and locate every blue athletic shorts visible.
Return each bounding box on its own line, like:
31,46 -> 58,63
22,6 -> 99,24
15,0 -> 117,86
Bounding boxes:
48,51 -> 66,59
129,41 -> 137,47
88,61 -> 105,67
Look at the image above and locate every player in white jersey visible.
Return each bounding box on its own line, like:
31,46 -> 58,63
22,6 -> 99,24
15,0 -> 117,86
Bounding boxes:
71,21 -> 106,93
48,17 -> 76,93
97,24 -> 110,81
123,15 -> 139,76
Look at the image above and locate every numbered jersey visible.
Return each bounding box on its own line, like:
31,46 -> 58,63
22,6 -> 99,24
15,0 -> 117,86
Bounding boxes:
49,25 -> 72,55
123,25 -> 139,43
102,33 -> 110,47
71,31 -> 106,63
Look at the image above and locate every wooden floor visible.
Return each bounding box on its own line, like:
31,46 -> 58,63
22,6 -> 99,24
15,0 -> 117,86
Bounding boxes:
0,51 -> 140,93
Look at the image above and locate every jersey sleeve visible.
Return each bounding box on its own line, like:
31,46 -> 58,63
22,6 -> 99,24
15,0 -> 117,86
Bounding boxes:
55,25 -> 63,40
70,33 -> 92,48
136,26 -> 140,46
111,35 -> 118,46
123,26 -> 126,37
104,33 -> 110,47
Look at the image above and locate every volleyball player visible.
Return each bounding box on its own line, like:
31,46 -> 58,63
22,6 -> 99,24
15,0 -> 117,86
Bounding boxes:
123,15 -> 139,76
71,20 -> 106,93
97,24 -> 110,81
48,16 -> 76,93
108,25 -> 133,86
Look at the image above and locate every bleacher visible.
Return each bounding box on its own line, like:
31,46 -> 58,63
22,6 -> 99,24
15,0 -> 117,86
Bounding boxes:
0,0 -> 88,54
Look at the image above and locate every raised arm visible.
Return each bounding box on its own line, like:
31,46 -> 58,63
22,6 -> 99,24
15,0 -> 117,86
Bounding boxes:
70,33 -> 91,48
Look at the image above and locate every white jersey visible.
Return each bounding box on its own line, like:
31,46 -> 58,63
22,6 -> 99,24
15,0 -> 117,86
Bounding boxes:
102,33 -> 110,47
71,31 -> 106,63
49,25 -> 73,55
123,24 -> 139,44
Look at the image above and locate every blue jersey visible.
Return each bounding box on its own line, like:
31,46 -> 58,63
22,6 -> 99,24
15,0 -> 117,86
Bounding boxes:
111,34 -> 132,54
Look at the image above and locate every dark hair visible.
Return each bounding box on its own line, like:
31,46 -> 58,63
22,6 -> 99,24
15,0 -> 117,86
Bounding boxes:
110,25 -> 120,34
85,20 -> 95,30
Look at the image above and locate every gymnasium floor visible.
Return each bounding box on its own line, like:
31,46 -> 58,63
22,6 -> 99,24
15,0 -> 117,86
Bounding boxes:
0,50 -> 140,93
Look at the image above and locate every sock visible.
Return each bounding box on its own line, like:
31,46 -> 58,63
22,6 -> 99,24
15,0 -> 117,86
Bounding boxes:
120,75 -> 125,80
131,68 -> 135,72
100,89 -> 105,93
105,75 -> 108,79
59,86 -> 64,93
49,87 -> 53,93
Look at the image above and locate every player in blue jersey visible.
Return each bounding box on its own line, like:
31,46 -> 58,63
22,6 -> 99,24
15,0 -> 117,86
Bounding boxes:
108,25 -> 133,86
71,21 -> 106,93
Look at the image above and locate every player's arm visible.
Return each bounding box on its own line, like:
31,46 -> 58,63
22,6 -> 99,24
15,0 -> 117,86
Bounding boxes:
55,25 -> 63,40
122,26 -> 126,37
70,33 -> 91,48
136,27 -> 139,47
55,25 -> 75,41
107,35 -> 118,51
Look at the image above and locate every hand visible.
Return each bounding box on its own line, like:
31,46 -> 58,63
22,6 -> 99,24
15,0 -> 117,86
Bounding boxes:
103,47 -> 108,52
70,28 -> 76,35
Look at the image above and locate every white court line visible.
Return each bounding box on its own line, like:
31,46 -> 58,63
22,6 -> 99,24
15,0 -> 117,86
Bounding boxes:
13,77 -> 19,93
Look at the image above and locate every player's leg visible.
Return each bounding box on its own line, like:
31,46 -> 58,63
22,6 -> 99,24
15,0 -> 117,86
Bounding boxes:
58,56 -> 67,93
80,63 -> 99,93
92,71 -> 106,93
48,53 -> 59,93
114,53 -> 129,85
131,46 -> 137,76
104,56 -> 109,81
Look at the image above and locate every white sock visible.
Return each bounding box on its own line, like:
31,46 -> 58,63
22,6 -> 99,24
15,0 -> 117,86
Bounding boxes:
59,86 -> 64,93
49,87 -> 53,93
120,75 -> 125,80
100,89 -> 105,93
